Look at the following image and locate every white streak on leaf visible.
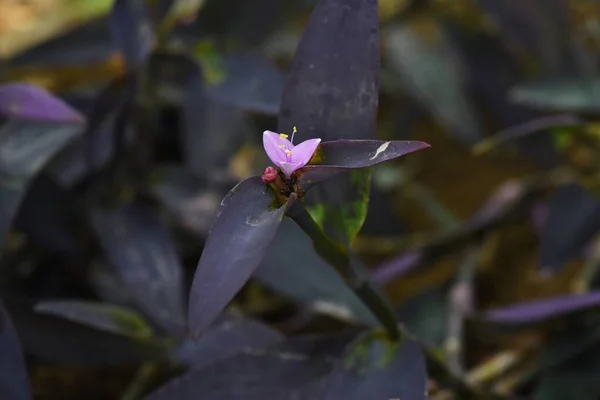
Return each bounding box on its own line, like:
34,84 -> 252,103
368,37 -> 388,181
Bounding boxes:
369,141 -> 390,160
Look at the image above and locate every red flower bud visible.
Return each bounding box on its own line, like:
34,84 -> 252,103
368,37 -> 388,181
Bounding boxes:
261,166 -> 278,184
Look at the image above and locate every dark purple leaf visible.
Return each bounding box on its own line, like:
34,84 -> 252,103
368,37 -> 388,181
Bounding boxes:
149,166 -> 222,236
0,183 -> 27,253
91,203 -> 186,338
278,0 -> 379,141
0,298 -> 31,400
0,121 -> 83,178
145,334 -> 346,400
48,77 -> 132,187
483,291 -> 600,325
0,83 -> 84,123
182,83 -> 251,179
188,177 -> 295,338
256,218 -> 378,325
34,300 -> 153,339
14,174 -> 79,254
7,18 -> 115,67
539,184 -> 600,273
324,332 -> 427,400
278,0 -> 380,244
4,296 -> 168,365
299,140 -> 430,189
172,314 -> 283,367
109,0 -> 154,69
205,53 -> 284,115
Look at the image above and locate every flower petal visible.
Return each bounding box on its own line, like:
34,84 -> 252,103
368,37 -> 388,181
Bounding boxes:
263,130 -> 287,167
279,161 -> 302,178
291,138 -> 321,167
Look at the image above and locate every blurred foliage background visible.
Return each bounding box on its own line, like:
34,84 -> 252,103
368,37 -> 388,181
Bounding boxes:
4,0 -> 600,399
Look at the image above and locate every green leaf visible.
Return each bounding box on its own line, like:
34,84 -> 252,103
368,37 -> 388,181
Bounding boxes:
34,300 -> 153,340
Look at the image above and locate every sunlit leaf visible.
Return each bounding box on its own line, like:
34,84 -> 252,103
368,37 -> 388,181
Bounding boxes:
188,177 -> 295,338
0,298 -> 31,400
91,203 -> 187,338
35,300 -> 153,339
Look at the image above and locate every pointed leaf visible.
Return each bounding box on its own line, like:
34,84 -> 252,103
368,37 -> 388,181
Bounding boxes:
35,300 -> 153,339
205,53 -> 284,115
182,80 -> 251,178
539,184 -> 600,273
483,291 -> 600,325
48,77 -> 132,187
0,299 -> 31,400
0,83 -> 84,123
510,78 -> 600,112
172,314 -> 283,367
384,23 -> 481,144
278,0 -> 380,245
109,0 -> 154,69
299,140 -> 430,189
324,332 -> 428,400
145,334 -> 345,400
149,165 -> 222,236
5,296 -> 168,365
256,218 -> 378,325
188,176 -> 295,338
278,0 -> 379,140
91,203 -> 186,338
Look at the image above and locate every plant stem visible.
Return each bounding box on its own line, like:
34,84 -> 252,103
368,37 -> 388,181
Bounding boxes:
286,201 -> 401,341
121,363 -> 159,400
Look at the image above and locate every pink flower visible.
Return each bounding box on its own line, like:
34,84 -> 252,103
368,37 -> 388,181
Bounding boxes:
262,129 -> 321,178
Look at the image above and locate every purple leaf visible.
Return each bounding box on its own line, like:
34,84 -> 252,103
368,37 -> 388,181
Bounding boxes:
0,83 -> 84,123
172,314 -> 283,367
483,291 -> 600,325
91,204 -> 187,338
324,332 -> 428,400
5,295 -> 168,365
0,299 -> 31,400
188,177 -> 295,338
109,0 -> 154,69
299,140 -> 430,189
539,183 -> 600,274
145,334 -> 346,400
205,53 -> 285,115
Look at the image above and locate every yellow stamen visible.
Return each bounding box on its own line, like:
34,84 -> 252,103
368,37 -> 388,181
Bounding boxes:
279,133 -> 289,139
278,144 -> 286,149
284,149 -> 292,156
291,126 -> 297,143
